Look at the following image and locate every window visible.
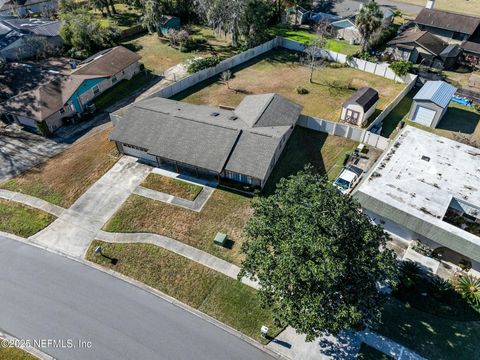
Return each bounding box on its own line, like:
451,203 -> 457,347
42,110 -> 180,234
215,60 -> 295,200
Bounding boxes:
93,85 -> 100,95
112,75 -> 117,84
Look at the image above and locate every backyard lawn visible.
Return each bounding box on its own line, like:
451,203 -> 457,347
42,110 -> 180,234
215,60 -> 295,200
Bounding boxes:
93,71 -> 156,110
381,92 -> 480,143
0,199 -> 55,237
1,126 -> 120,207
122,26 -> 235,75
0,346 -> 38,360
86,240 -> 281,343
141,174 -> 203,201
396,0 -> 480,17
173,49 -> 404,122
269,25 -> 361,55
91,3 -> 141,30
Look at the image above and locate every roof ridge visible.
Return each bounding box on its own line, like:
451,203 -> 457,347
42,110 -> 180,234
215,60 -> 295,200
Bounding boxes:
250,93 -> 275,127
421,7 -> 480,21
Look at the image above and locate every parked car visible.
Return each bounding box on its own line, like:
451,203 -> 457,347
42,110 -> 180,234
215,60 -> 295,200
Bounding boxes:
334,165 -> 363,194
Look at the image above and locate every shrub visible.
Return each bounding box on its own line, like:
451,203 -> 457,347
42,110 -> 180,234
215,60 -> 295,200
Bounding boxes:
454,274 -> 480,312
187,56 -> 223,73
295,86 -> 309,95
390,60 -> 413,77
399,260 -> 423,288
327,61 -> 346,69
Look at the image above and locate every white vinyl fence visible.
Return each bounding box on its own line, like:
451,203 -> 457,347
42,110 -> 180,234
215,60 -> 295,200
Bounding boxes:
298,115 -> 391,150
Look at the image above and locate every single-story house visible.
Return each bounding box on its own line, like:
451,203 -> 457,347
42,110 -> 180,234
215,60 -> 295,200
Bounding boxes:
354,126 -> 480,271
408,81 -> 457,128
340,87 -> 379,127
0,16 -> 62,60
387,29 -> 460,69
414,7 -> 480,45
0,0 -> 57,17
109,93 -> 303,188
160,15 -> 180,36
460,41 -> 480,68
1,46 -> 141,134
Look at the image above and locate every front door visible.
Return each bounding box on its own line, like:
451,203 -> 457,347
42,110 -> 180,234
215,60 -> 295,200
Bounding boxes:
346,109 -> 360,124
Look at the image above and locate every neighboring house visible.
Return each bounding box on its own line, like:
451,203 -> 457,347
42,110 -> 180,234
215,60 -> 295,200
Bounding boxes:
160,15 -> 180,36
1,46 -> 141,134
409,81 -> 457,128
0,0 -> 57,17
354,126 -> 480,272
414,7 -> 480,45
387,29 -> 460,69
340,87 -> 379,127
460,40 -> 480,68
0,16 -> 62,60
109,94 -> 303,188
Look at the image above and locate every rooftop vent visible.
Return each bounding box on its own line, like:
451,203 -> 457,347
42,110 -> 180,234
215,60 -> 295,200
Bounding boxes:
210,112 -> 220,117
421,155 -> 430,162
229,116 -> 238,121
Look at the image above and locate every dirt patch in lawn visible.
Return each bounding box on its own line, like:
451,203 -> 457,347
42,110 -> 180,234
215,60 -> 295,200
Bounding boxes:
103,189 -> 253,265
1,126 -> 120,207
0,199 -> 56,237
141,174 -> 203,201
86,240 -> 282,343
174,49 -> 405,122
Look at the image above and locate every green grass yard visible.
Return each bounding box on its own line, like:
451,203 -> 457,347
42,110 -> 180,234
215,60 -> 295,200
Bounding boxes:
381,92 -> 480,143
91,3 -> 141,30
93,71 -> 156,110
141,174 -> 203,201
395,0 -> 480,17
86,240 -> 281,343
173,49 -> 404,122
0,199 -> 55,237
0,346 -> 38,360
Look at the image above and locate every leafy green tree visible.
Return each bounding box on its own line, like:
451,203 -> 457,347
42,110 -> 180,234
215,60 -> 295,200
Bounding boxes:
355,0 -> 383,52
239,0 -> 272,48
60,10 -> 119,57
390,60 -> 413,77
239,167 -> 398,341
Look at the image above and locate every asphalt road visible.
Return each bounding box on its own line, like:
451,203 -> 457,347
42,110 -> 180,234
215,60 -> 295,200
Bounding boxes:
0,235 -> 276,360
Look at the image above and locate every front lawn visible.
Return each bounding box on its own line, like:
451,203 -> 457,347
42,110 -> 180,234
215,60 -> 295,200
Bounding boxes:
376,276 -> 480,359
141,174 -> 203,201
103,190 -> 252,265
0,199 -> 55,237
381,92 -> 480,143
173,49 -> 404,122
264,127 -> 358,194
93,71 -> 156,110
1,126 -> 120,207
86,240 -> 281,343
0,346 -> 38,360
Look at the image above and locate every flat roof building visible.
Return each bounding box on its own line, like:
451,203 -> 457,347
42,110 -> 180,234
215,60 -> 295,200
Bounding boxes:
354,126 -> 480,268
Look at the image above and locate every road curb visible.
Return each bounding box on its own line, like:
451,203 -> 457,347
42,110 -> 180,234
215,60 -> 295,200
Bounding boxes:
0,331 -> 55,360
0,231 -> 288,360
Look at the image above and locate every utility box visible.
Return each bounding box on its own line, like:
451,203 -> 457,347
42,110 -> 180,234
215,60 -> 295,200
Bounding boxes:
214,232 -> 227,246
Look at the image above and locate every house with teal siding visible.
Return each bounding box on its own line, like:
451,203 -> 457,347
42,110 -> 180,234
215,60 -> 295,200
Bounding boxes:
1,46 -> 141,134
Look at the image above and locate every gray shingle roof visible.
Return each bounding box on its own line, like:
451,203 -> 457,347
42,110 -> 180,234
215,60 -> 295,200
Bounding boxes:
415,8 -> 480,35
109,94 -> 303,181
343,87 -> 379,111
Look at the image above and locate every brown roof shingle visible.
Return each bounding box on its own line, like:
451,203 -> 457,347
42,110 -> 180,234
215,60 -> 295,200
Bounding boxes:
388,29 -> 447,55
72,46 -> 141,77
415,8 -> 480,35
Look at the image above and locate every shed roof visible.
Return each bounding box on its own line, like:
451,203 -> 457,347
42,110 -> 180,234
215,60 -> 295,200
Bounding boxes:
343,87 -> 379,111
415,8 -> 480,35
461,40 -> 480,55
413,81 -> 457,108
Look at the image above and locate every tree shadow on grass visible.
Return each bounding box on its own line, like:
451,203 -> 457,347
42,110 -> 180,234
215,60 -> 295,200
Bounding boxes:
263,127 -> 328,195
437,106 -> 480,135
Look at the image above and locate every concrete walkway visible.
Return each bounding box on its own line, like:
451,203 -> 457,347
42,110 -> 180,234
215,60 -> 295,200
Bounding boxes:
0,189 -> 65,217
96,230 -> 259,289
29,156 -> 151,257
133,185 -> 215,212
359,330 -> 426,360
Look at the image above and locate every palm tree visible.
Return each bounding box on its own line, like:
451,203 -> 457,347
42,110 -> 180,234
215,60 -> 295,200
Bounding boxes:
454,274 -> 480,310
399,260 -> 423,288
355,0 -> 383,53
